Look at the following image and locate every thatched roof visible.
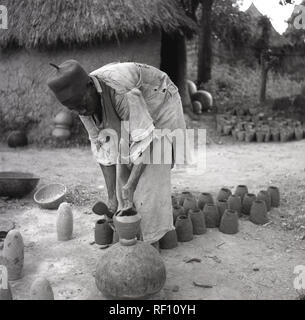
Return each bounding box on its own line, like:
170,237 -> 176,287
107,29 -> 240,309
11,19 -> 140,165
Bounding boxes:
0,0 -> 197,50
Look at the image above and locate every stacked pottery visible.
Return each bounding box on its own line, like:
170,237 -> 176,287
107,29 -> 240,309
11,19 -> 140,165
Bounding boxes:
267,186 -> 280,208
172,205 -> 185,224
159,230 -> 178,250
242,193 -> 256,215
175,215 -> 193,242
2,230 -> 24,280
219,210 -> 239,235
96,211 -> 166,300
95,219 -> 114,245
56,202 -> 73,241
217,188 -> 232,201
198,193 -> 214,210
217,200 -> 228,219
250,200 -> 269,225
235,185 -> 248,202
257,190 -> 271,212
228,195 -> 242,217
52,111 -> 73,140
30,277 -> 54,300
189,209 -> 206,235
203,204 -> 221,228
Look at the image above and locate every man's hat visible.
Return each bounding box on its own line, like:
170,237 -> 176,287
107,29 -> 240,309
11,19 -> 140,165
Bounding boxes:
47,60 -> 90,108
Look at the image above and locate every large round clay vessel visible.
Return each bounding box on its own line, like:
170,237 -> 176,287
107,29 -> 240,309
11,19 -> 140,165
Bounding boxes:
172,205 -> 185,224
250,200 -> 268,225
267,186 -> 280,208
183,197 -> 197,213
235,185 -> 248,201
198,193 -> 214,210
242,193 -> 256,215
217,200 -> 228,218
257,190 -> 271,212
216,188 -> 232,201
175,215 -> 193,242
56,202 -> 73,241
178,192 -> 193,206
159,230 -> 178,250
189,209 -> 206,235
7,131 -> 28,148
95,219 -> 113,245
30,277 -> 54,300
203,204 -> 221,228
219,210 -> 239,235
228,195 -> 242,216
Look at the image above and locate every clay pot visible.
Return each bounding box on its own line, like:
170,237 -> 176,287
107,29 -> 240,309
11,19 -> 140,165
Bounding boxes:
56,202 -> 73,241
257,190 -> 272,212
217,199 -> 228,218
245,130 -> 255,142
175,215 -> 193,242
179,192 -> 193,206
271,130 -> 280,142
95,240 -> 166,300
237,131 -> 246,142
223,125 -> 232,136
171,195 -> 178,207
95,219 -> 114,245
295,127 -> 304,141
250,200 -> 269,225
183,197 -> 198,213
52,127 -> 71,139
113,208 -> 141,244
219,210 -> 239,235
242,193 -> 256,215
203,204 -> 221,228
228,195 -> 242,216
256,131 -> 265,143
2,230 -> 24,281
0,282 -> 12,300
172,205 -> 185,224
267,186 -> 280,208
7,131 -> 28,148
189,209 -> 207,235
264,130 -> 271,142
280,130 -> 289,142
232,129 -> 238,140
217,188 -> 232,201
198,193 -> 214,210
235,185 -> 248,201
159,230 -> 178,250
30,277 -> 54,300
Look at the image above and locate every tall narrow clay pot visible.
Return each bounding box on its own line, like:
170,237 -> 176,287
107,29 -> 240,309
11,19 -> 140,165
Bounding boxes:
256,131 -> 265,143
219,210 -> 239,235
242,193 -> 256,215
159,230 -> 178,250
175,216 -> 193,242
183,197 -> 198,213
217,200 -> 228,218
216,188 -> 232,201
189,209 -> 206,235
179,192 -> 193,206
3,230 -> 24,281
228,195 -> 242,216
267,186 -> 280,208
264,130 -> 271,142
235,185 -> 248,201
295,127 -> 304,141
245,130 -> 255,142
95,219 -> 114,245
30,277 -> 54,300
172,205 -> 185,224
198,193 -> 214,210
250,200 -> 269,225
0,282 -> 12,300
203,204 -> 221,228
271,130 -> 280,142
56,202 -> 73,241
280,130 -> 289,142
257,190 -> 271,212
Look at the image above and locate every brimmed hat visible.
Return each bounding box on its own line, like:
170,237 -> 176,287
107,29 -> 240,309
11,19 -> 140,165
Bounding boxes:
47,60 -> 89,108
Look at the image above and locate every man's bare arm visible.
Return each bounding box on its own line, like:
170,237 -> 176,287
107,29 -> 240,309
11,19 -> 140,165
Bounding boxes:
99,164 -> 118,213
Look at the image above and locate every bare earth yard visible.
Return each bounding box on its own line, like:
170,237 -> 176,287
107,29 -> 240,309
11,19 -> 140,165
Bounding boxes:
1,139 -> 305,300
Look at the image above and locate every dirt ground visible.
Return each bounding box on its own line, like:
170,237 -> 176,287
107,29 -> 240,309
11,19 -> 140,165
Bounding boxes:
1,136 -> 305,300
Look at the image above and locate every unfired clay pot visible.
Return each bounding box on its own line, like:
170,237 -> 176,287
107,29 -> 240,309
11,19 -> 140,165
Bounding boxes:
179,192 -> 193,206
198,193 -> 214,210
183,197 -> 198,213
228,195 -> 242,216
171,196 -> 178,207
217,199 -> 228,218
219,210 -> 239,235
245,130 -> 255,142
217,188 -> 232,202
235,185 -> 248,201
250,200 -> 269,225
7,131 -> 28,148
267,186 -> 280,208
189,209 -> 206,235
242,193 -> 256,215
95,219 -> 114,245
256,131 -> 265,143
30,277 -> 54,300
271,130 -> 280,142
159,230 -> 178,250
175,215 -> 193,242
257,190 -> 271,212
203,204 -> 221,228
56,202 -> 73,241
172,205 -> 185,224
295,127 -> 304,141
112,230 -> 119,244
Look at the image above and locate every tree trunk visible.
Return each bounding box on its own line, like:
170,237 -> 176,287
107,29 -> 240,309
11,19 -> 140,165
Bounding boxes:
197,0 -> 213,87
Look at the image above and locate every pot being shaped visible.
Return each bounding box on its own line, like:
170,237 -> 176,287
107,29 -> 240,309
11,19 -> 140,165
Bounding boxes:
56,202 -> 73,241
234,185 -> 248,201
257,190 -> 271,212
95,241 -> 166,300
159,230 -> 178,250
198,193 -> 214,210
250,200 -> 268,225
267,186 -> 280,208
2,230 -> 24,281
216,188 -> 232,202
30,277 -> 54,300
0,283 -> 12,300
219,210 -> 239,235
217,199 -> 228,218
189,209 -> 206,235
113,208 -> 141,243
172,205 -> 185,224
203,204 -> 221,228
228,195 -> 242,216
183,197 -> 198,214
178,192 -> 193,206
242,193 -> 256,215
175,215 -> 193,242
7,131 -> 28,148
95,219 -> 114,245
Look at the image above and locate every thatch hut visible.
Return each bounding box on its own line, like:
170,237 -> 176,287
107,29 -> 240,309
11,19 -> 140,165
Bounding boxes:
0,0 -> 197,144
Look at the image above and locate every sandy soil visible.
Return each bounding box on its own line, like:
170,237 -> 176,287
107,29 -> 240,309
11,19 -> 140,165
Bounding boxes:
1,138 -> 305,300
